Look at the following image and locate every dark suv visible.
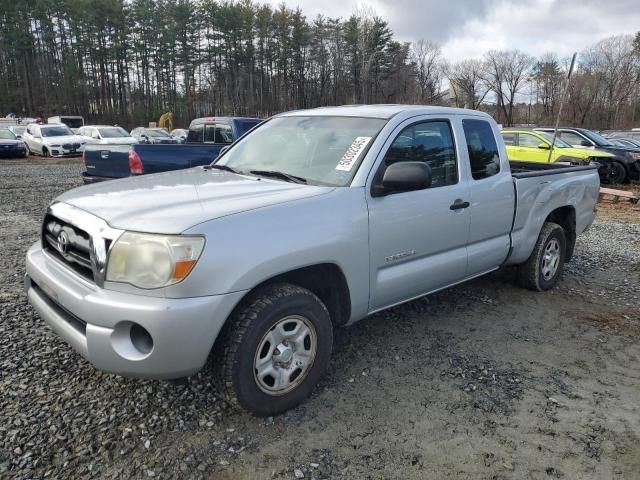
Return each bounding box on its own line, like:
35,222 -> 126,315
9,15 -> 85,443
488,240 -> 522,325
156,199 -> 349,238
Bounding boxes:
535,127 -> 640,184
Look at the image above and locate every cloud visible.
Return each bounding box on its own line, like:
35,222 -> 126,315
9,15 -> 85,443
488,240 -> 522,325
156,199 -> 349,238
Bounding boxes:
260,0 -> 640,61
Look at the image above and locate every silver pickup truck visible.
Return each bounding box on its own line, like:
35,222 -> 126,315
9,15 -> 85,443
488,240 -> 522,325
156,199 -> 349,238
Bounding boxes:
25,105 -> 599,416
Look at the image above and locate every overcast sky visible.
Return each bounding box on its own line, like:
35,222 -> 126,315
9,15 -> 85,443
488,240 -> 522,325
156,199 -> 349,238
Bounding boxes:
262,0 -> 640,62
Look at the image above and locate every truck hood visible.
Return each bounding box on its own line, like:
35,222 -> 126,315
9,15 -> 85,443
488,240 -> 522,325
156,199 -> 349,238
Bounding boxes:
56,167 -> 335,233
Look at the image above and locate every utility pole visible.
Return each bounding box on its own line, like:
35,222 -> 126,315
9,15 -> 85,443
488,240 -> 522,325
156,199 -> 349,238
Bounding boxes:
547,52 -> 577,163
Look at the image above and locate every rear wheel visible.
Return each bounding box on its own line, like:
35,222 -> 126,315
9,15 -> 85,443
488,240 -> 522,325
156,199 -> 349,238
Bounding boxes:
517,222 -> 566,291
218,283 -> 333,416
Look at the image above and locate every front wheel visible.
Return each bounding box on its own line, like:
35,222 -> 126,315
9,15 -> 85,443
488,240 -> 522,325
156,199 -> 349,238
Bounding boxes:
517,222 -> 566,291
607,162 -> 627,184
218,283 -> 333,416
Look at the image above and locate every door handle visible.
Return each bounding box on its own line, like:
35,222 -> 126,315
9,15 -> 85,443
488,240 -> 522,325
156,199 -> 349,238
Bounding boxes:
450,200 -> 470,211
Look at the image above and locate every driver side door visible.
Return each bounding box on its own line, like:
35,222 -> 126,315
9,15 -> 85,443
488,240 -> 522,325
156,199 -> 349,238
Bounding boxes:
367,118 -> 471,312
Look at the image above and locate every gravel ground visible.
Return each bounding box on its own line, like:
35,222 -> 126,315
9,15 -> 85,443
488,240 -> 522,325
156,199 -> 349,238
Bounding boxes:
1,160 -> 639,479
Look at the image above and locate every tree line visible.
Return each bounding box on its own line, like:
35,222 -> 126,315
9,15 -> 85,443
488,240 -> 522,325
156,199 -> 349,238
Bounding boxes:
0,0 -> 639,129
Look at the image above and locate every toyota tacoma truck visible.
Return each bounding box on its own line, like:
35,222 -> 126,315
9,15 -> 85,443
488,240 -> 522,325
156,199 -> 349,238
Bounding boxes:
25,105 -> 599,416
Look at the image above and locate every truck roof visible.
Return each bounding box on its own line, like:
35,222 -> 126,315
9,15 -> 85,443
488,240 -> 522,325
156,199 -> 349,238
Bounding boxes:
277,104 -> 493,120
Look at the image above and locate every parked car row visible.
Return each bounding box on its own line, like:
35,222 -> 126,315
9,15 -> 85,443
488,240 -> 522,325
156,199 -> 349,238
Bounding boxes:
6,113 -> 639,185
500,126 -> 640,184
82,116 -> 262,183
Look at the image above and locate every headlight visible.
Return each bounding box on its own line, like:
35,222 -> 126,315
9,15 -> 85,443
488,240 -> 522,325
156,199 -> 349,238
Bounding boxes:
50,144 -> 61,147
106,232 -> 205,289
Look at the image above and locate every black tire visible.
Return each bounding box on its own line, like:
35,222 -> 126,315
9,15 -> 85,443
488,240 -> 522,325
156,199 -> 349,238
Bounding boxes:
517,222 -> 566,291
42,147 -> 49,158
607,161 -> 627,184
218,283 -> 333,416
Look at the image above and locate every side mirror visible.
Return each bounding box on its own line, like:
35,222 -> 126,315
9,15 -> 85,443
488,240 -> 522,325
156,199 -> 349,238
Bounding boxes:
374,162 -> 432,196
537,143 -> 550,150
580,140 -> 592,147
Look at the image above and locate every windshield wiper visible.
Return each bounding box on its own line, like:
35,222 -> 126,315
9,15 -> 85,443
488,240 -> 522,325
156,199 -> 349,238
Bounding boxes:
206,164 -> 242,174
249,170 -> 307,184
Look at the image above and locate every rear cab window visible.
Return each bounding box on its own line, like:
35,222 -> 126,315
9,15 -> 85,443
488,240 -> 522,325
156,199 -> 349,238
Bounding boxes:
462,119 -> 501,180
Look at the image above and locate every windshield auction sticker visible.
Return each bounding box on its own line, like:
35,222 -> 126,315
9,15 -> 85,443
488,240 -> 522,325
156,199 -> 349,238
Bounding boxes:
336,136 -> 372,171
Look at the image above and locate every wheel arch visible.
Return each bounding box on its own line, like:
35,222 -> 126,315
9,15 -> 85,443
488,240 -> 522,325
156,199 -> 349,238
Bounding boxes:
229,263 -> 352,329
545,206 -> 576,261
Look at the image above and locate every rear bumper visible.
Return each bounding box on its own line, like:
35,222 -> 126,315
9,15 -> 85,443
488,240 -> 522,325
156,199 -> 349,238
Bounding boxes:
82,172 -> 115,184
25,243 -> 246,379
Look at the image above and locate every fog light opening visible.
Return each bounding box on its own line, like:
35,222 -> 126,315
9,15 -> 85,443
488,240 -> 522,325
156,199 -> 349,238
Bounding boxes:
130,323 -> 153,354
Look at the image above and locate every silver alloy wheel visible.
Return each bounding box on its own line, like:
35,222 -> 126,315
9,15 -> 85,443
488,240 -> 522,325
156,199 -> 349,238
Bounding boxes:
253,315 -> 317,395
541,238 -> 560,280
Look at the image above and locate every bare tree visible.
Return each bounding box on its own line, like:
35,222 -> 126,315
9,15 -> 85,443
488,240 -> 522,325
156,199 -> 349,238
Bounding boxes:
447,59 -> 489,109
532,53 -> 564,123
580,35 -> 640,128
410,39 -> 445,104
481,50 -> 534,126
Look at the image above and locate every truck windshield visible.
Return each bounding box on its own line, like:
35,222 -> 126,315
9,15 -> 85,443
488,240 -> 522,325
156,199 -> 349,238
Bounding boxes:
215,116 -> 386,186
42,126 -> 73,137
98,127 -> 130,138
581,129 -> 613,147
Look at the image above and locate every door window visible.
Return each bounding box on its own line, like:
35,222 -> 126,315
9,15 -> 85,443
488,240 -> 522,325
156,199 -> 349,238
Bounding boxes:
501,132 -> 516,146
383,121 -> 457,187
559,131 -> 590,146
462,119 -> 501,180
518,133 -> 542,148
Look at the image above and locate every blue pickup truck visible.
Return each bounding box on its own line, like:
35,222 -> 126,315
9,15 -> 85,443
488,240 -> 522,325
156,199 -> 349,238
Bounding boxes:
82,117 -> 262,182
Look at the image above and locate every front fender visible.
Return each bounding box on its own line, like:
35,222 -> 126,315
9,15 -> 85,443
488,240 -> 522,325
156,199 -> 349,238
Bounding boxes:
171,188 -> 371,323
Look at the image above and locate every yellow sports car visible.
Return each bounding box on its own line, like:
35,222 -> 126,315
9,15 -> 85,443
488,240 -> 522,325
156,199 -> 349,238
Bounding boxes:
500,129 -> 613,164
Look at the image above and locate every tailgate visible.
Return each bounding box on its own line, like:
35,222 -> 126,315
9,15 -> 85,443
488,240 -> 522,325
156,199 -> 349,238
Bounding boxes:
84,145 -> 132,179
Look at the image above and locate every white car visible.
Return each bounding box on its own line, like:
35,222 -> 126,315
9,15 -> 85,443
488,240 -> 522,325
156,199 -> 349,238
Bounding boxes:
170,128 -> 188,143
79,125 -> 137,145
22,124 -> 88,157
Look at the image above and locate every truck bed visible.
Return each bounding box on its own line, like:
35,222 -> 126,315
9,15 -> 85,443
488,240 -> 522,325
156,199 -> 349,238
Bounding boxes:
509,160 -> 599,178
83,143 -> 224,182
506,160 -> 600,266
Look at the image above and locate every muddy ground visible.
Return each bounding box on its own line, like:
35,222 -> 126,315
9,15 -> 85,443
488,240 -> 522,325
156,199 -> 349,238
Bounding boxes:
0,158 -> 639,480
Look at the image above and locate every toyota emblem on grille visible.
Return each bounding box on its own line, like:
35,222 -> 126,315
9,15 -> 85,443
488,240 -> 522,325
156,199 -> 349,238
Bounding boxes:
57,231 -> 69,254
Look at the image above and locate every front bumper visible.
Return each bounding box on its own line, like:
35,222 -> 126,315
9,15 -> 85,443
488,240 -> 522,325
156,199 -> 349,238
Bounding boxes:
25,242 -> 246,379
48,149 -> 83,157
0,147 -> 27,157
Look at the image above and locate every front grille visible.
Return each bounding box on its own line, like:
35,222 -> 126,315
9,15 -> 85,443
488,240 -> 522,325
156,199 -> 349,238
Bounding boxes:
42,214 -> 94,282
62,143 -> 71,149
